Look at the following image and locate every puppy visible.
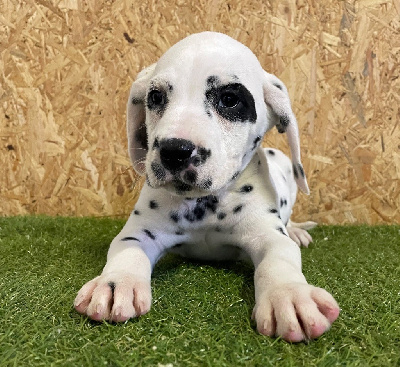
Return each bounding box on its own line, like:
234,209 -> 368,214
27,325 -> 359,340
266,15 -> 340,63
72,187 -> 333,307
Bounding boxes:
74,32 -> 339,342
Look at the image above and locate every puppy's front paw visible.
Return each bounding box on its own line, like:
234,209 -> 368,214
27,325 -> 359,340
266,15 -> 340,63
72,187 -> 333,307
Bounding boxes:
253,284 -> 339,342
74,273 -> 151,322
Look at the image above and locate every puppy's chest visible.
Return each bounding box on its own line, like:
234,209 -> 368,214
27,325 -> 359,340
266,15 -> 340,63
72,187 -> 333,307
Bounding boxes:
167,192 -> 247,233
138,158 -> 274,235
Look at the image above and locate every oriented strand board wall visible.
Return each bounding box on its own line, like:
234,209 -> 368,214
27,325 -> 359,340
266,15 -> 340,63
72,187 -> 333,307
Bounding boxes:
1,0 -> 399,223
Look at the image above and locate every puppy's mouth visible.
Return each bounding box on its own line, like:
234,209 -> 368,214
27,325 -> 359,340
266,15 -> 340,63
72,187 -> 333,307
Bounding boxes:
148,162 -> 213,195
172,172 -> 213,193
171,177 -> 194,193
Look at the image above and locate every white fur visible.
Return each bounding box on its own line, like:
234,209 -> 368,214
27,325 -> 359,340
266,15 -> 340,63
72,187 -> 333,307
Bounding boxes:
74,32 -> 339,342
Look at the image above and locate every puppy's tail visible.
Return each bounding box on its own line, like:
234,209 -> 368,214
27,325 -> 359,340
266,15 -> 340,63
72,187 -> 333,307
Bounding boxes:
287,220 -> 317,230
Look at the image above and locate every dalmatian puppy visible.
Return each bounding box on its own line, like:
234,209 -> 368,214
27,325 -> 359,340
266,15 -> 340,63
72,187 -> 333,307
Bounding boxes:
74,32 -> 339,342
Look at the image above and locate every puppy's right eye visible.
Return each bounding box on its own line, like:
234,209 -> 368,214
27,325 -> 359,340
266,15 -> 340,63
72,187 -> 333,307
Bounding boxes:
219,92 -> 240,108
148,90 -> 165,107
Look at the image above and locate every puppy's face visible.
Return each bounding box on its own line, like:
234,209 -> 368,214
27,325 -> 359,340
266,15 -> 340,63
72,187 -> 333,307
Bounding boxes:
127,32 -> 310,197
140,36 -> 270,196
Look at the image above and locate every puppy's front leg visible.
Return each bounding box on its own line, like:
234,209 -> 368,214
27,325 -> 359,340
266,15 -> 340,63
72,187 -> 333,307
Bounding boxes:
243,227 -> 339,342
74,214 -> 169,322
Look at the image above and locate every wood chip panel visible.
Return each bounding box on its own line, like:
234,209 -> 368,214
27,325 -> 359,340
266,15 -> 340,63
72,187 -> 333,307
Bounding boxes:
1,0 -> 399,223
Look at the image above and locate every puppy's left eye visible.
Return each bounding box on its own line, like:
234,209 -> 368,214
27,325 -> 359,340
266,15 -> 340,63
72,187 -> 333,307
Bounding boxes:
148,89 -> 166,108
219,92 -> 240,108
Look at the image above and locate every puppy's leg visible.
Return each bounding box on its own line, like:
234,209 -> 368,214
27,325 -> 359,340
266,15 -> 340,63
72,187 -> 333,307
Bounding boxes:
74,214 -> 171,322
286,220 -> 317,248
241,222 -> 339,342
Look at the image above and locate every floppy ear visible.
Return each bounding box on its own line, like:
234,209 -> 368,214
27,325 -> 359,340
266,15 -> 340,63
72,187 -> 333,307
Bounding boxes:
126,63 -> 157,175
262,71 -> 310,194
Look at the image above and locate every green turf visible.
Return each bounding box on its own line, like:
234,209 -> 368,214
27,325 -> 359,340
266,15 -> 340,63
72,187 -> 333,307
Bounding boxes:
0,216 -> 399,366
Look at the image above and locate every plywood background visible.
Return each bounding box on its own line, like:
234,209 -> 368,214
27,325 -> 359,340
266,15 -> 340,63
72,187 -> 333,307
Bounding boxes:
1,0 -> 399,224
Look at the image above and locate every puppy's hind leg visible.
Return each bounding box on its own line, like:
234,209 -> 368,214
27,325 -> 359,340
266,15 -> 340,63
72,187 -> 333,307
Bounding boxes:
286,220 -> 317,248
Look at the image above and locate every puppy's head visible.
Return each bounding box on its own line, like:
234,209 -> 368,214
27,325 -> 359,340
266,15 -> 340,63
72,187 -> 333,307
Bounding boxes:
127,32 -> 309,196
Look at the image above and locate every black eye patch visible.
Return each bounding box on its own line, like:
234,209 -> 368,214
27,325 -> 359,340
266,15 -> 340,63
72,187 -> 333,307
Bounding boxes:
205,82 -> 257,123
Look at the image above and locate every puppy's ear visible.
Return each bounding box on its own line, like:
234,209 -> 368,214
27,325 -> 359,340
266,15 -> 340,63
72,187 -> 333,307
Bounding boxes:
126,63 -> 156,175
262,71 -> 310,194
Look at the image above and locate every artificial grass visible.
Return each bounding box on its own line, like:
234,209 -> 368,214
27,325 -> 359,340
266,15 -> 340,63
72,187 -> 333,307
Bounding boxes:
0,216 -> 399,367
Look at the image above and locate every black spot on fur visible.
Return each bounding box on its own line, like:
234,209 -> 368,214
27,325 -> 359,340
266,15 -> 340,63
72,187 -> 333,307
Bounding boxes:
149,200 -> 159,209
192,147 -> 211,167
273,83 -> 283,90
269,208 -> 278,214
231,171 -> 240,181
204,195 -> 219,213
280,198 -> 288,207
277,115 -> 290,133
131,97 -> 143,104
201,178 -> 213,190
143,229 -> 156,240
268,149 -> 275,155
207,75 -> 220,87
239,184 -> 253,193
151,162 -> 166,181
252,136 -> 261,150
233,205 -> 243,213
170,211 -> 180,223
184,195 -> 218,222
205,83 -> 257,123
217,212 -> 226,220
184,170 -> 197,184
194,205 -> 206,219
293,164 -> 298,178
277,227 -> 288,236
192,156 -> 201,166
135,123 -> 148,149
134,210 -> 140,215
215,226 -> 222,232
184,206 -> 205,222
153,138 -> 160,149
121,236 -> 140,242
198,147 -> 211,164
175,230 -> 184,236
297,164 -> 305,178
145,175 -> 153,188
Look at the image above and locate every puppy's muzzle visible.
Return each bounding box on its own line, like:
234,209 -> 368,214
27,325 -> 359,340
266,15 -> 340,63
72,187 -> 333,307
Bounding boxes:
159,138 -> 195,173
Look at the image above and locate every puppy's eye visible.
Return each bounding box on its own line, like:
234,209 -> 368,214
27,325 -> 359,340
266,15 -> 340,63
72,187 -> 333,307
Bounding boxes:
148,90 -> 165,106
219,92 -> 239,108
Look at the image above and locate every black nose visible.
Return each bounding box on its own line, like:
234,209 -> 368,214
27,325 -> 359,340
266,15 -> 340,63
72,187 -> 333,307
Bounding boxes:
159,138 -> 195,172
